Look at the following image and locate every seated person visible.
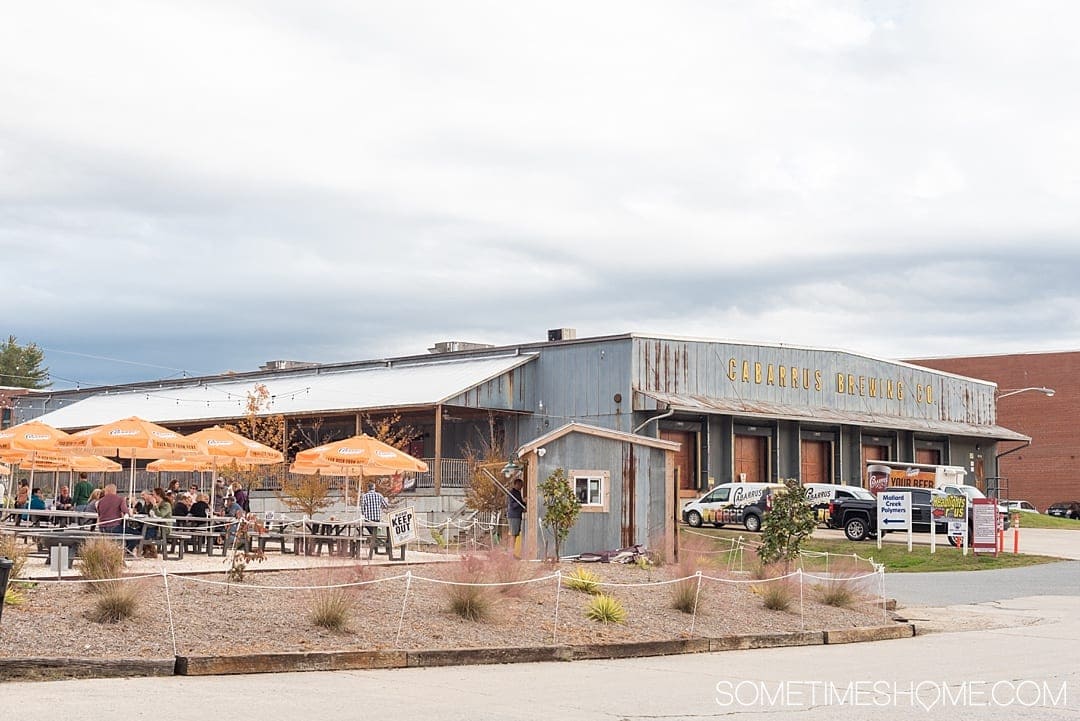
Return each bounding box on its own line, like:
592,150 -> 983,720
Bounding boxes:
29,487 -> 47,526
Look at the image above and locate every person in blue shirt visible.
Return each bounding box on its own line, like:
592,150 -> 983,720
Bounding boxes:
28,487 -> 47,526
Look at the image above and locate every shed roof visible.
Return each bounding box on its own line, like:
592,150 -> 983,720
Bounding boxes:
33,354 -> 536,430
516,422 -> 682,457
635,391 -> 1030,442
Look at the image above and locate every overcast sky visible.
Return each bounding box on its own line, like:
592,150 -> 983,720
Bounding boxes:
3,1 -> 1079,389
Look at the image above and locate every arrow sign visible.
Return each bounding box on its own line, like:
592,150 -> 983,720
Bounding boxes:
877,491 -> 912,531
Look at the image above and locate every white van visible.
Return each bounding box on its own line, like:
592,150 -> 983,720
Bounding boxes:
681,482 -> 785,532
803,483 -> 874,524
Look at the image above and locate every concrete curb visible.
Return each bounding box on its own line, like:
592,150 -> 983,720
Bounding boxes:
0,658 -> 174,681
0,622 -> 914,680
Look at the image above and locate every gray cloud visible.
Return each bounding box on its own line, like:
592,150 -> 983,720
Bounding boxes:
4,1 -> 1080,388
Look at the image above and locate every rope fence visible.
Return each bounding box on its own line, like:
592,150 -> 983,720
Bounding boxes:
4,557 -> 888,653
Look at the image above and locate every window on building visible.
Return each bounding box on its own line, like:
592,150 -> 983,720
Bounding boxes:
569,469 -> 609,512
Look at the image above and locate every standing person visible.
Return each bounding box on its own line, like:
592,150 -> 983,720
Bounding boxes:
73,472 -> 94,508
232,482 -> 249,513
507,478 -> 526,557
212,478 -> 228,516
360,482 -> 389,541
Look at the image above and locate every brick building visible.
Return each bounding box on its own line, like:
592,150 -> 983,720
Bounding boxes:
909,351 -> 1077,512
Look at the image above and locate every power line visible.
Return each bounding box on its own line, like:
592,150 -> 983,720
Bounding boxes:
41,347 -> 201,375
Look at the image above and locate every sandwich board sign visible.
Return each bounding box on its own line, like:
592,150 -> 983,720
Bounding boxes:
388,506 -> 416,546
877,491 -> 912,550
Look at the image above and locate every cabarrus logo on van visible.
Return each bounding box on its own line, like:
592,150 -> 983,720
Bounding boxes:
732,486 -> 765,506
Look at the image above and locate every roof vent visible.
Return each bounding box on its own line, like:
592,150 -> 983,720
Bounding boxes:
427,341 -> 495,354
547,328 -> 577,342
260,360 -> 319,371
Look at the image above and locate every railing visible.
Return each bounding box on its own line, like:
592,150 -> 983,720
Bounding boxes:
414,458 -> 471,489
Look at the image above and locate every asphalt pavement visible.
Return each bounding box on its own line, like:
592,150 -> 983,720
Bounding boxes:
886,559 -> 1080,605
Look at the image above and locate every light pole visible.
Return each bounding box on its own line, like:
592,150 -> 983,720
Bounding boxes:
996,386 -> 1055,399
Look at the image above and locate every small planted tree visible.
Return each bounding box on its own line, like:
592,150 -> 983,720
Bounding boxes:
276,471 -> 336,519
539,467 -> 580,560
758,478 -> 817,569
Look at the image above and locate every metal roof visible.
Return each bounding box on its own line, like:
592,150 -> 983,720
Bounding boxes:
33,354 -> 536,430
516,422 -> 682,457
636,391 -> 1030,442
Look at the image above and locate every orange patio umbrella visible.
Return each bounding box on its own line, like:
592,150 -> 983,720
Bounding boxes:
0,420 -> 71,505
187,426 -> 284,513
295,434 -> 427,512
146,457 -> 216,473
58,416 -> 200,500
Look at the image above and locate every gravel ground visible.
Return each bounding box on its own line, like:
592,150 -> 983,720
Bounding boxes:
0,555 -> 890,661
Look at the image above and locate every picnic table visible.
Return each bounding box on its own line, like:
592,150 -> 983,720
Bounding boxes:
295,517 -> 403,560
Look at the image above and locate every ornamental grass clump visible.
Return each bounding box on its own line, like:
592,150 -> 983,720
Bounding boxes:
585,594 -> 627,624
78,537 -> 125,592
0,534 -> 29,605
751,579 -> 795,612
88,581 -> 140,624
816,576 -> 859,608
310,587 -> 355,631
444,554 -> 496,622
564,567 -> 602,595
484,548 -> 535,598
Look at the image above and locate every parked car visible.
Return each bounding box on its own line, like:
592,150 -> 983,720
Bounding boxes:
1047,501 -> 1080,519
681,482 -> 786,532
1002,500 -> 1040,513
827,486 -> 951,541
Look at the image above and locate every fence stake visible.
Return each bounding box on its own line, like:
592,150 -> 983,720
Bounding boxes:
395,571 -> 413,648
162,567 -> 179,658
689,571 -> 703,636
552,570 -> 563,645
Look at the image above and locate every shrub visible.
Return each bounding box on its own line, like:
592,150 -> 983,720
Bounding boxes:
0,534 -> 28,581
78,537 -> 125,591
444,554 -> 496,622
759,478 -> 817,568
752,580 -> 794,612
310,588 -> 354,631
671,577 -> 700,614
816,577 -> 859,608
87,581 -> 140,623
564,567 -> 601,595
586,594 -> 627,624
485,548 -> 535,598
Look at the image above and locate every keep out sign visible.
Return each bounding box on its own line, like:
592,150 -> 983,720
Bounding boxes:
388,507 -> 416,546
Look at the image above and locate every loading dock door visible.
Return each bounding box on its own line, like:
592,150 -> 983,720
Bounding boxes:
734,435 -> 767,483
800,440 -> 830,483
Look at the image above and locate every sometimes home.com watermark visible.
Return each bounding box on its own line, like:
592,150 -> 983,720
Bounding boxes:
715,680 -> 1068,712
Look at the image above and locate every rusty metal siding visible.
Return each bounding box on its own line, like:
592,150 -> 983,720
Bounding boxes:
631,337 -> 995,425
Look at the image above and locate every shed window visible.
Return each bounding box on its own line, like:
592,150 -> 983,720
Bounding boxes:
574,475 -> 603,506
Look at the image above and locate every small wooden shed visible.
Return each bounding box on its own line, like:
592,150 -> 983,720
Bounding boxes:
517,422 -> 679,561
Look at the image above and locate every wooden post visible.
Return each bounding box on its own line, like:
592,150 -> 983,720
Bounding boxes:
434,405 -> 443,495
523,452 -> 539,561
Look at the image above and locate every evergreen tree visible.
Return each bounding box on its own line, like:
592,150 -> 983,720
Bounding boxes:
0,336 -> 50,388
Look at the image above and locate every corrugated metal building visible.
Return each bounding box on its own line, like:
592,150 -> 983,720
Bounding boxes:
18,331 -> 1026,558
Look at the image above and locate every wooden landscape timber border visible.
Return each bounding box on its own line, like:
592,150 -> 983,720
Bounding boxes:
0,623 -> 915,680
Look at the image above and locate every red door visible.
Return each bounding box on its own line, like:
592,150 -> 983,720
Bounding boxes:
734,435 -> 767,483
